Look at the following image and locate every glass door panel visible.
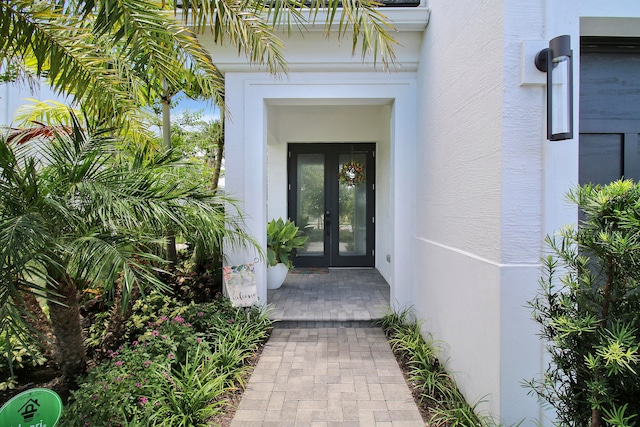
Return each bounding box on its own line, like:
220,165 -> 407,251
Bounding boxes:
296,153 -> 325,256
338,153 -> 367,256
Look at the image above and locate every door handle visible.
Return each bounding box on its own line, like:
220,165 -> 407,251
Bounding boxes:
324,210 -> 330,235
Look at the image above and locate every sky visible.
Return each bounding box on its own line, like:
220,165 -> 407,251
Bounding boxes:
172,93 -> 221,123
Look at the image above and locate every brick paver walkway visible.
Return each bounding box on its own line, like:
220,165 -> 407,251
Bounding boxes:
267,268 -> 391,322
229,269 -> 425,427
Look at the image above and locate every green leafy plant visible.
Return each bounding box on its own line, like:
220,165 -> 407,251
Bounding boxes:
429,396 -> 492,427
527,180 -> 640,426
61,341 -> 174,426
148,346 -> 227,427
0,331 -> 47,391
63,296 -> 273,426
123,292 -> 189,343
266,218 -> 309,268
378,308 -> 499,426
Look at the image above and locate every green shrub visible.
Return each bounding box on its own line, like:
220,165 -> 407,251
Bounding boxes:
528,180 -> 640,426
61,335 -> 176,425
147,346 -> 226,427
123,292 -> 189,343
378,309 -> 497,426
63,296 -> 273,426
0,331 -> 47,391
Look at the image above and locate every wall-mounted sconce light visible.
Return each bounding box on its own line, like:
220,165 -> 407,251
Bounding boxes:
535,35 -> 573,141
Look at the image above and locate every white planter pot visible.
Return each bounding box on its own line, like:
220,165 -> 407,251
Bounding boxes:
267,263 -> 289,290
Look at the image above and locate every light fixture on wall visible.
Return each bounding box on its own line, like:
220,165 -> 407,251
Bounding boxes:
535,35 -> 573,141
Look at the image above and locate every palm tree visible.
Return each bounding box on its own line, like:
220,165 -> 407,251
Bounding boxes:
0,0 -> 397,381
0,115 -> 254,379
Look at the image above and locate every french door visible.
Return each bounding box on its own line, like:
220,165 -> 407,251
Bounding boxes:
288,143 -> 375,268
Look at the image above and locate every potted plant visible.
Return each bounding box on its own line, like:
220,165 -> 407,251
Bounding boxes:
266,218 -> 309,289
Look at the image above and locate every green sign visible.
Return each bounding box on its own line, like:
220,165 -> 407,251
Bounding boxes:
0,388 -> 62,427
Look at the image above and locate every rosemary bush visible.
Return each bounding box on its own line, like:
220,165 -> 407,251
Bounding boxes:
528,180 -> 640,426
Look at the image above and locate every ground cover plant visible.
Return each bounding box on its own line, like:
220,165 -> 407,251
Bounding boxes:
527,180 -> 640,427
60,293 -> 272,426
377,308 -> 499,426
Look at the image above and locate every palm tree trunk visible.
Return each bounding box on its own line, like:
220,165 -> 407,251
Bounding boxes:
100,277 -> 139,357
162,80 -> 178,267
209,118 -> 224,191
210,139 -> 223,191
16,291 -> 55,357
47,274 -> 86,381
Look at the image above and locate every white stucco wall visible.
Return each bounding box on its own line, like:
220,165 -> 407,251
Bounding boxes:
414,0 -> 507,418
414,0 -> 549,422
198,9 -> 428,74
413,0 -> 640,424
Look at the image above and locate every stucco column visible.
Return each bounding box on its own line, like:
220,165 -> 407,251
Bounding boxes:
224,73 -> 268,305
389,91 -> 418,311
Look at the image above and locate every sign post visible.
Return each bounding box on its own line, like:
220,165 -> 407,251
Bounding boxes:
0,388 -> 62,427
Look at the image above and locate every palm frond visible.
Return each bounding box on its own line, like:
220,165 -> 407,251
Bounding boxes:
13,99 -> 77,127
0,1 -> 142,119
262,0 -> 398,69
89,0 -> 225,106
66,234 -> 169,306
334,0 -> 397,67
179,0 -> 289,74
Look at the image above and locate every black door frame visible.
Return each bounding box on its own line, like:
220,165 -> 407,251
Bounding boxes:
288,143 -> 376,268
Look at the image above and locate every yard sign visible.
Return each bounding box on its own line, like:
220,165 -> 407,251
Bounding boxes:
0,388 -> 62,427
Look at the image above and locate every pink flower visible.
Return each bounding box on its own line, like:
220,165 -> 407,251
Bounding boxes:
139,397 -> 148,406
197,311 -> 204,317
196,337 -> 201,344
168,353 -> 175,360
173,315 -> 184,324
114,361 -> 123,367
152,330 -> 159,337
